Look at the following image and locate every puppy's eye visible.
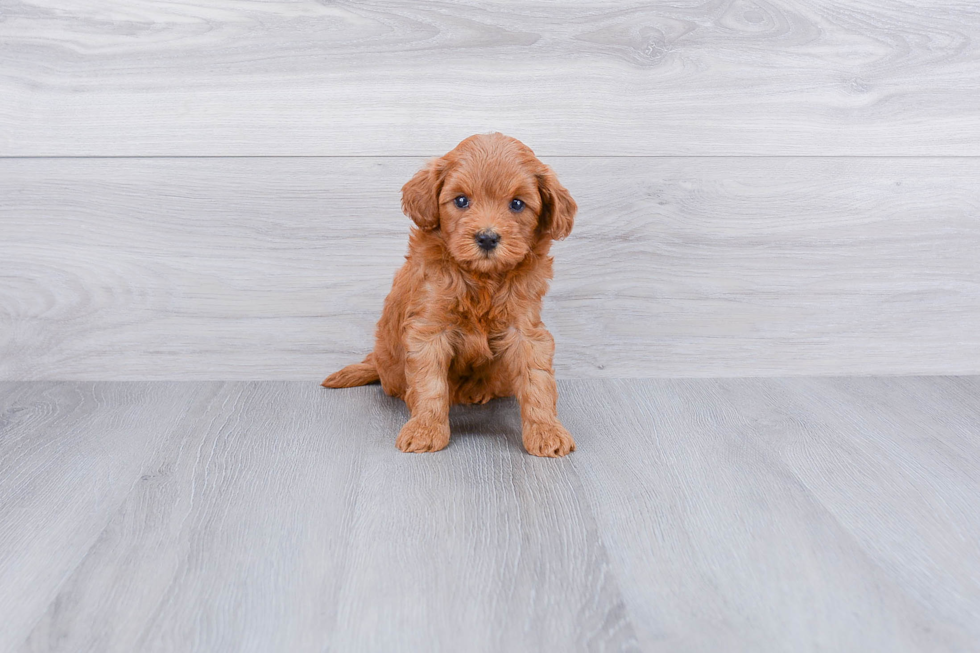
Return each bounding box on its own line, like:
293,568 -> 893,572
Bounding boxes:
454,196 -> 470,209
509,198 -> 525,212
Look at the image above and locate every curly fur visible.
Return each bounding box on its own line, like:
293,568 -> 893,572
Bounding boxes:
323,133 -> 577,457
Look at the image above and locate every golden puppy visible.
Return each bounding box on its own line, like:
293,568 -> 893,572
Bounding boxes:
322,133 -> 577,457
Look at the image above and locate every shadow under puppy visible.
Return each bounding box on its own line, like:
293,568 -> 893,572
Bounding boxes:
323,133 -> 577,457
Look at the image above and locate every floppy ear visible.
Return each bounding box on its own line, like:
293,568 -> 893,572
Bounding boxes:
401,159 -> 446,230
537,166 -> 577,241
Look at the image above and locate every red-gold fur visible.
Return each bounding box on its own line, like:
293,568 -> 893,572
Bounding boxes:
322,133 -> 577,457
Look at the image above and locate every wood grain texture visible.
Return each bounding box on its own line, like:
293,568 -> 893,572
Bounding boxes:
1,378 -> 978,651
560,376 -> 980,652
5,381 -> 638,653
0,381 -> 219,652
326,393 -> 637,652
2,1 -> 979,156
2,157 -> 978,380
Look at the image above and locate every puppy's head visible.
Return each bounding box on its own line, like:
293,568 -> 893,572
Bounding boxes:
401,133 -> 576,273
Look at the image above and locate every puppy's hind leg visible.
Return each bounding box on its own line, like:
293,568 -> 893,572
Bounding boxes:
322,353 -> 381,388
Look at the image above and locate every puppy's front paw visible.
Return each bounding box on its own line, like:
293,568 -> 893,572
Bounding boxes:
523,422 -> 576,458
396,418 -> 450,453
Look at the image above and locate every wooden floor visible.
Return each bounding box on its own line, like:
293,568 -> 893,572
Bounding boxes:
2,378 -> 978,652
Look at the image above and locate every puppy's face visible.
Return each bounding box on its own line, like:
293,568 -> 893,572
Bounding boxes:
402,133 -> 576,274
438,147 -> 542,273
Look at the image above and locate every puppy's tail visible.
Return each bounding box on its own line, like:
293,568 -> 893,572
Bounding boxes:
321,353 -> 380,388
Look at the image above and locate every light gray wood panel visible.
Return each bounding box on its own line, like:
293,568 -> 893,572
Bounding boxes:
327,393 -> 637,652
3,378 -> 979,651
2,157 -> 978,380
560,376 -> 980,652
7,382 -> 638,653
0,381 -> 218,653
2,1 -> 979,156
21,383 -> 368,653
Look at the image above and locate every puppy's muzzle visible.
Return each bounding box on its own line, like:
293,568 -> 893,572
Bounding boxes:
475,230 -> 501,252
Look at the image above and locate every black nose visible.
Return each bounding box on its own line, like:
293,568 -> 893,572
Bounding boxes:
475,230 -> 500,251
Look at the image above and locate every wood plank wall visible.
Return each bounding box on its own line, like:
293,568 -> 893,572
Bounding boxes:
2,1 -> 978,379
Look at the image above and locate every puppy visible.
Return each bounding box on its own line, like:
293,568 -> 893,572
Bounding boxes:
322,133 -> 577,457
